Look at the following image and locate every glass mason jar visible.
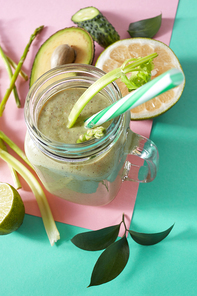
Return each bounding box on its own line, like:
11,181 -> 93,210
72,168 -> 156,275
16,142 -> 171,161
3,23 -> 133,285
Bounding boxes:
24,64 -> 159,206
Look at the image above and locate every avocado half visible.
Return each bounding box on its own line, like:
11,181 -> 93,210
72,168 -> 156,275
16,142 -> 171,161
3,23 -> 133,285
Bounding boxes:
29,27 -> 95,87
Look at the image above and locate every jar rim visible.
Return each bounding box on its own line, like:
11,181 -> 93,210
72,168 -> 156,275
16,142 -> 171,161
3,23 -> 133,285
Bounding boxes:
24,64 -> 125,159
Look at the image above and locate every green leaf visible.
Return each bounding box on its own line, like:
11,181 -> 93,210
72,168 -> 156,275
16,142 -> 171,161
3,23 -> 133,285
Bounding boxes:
88,236 -> 129,287
120,58 -> 154,91
129,223 -> 174,246
71,224 -> 121,251
128,14 -> 162,38
120,72 -> 138,91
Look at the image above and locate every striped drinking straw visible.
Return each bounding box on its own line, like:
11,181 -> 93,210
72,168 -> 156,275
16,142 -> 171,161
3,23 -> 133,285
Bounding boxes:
84,69 -> 185,129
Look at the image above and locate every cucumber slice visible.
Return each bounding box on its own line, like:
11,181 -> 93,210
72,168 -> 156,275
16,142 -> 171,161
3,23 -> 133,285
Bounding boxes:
71,6 -> 120,48
30,27 -> 94,87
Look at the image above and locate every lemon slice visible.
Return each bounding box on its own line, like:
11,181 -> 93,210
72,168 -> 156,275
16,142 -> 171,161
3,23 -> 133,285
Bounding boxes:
95,38 -> 185,120
0,183 -> 25,235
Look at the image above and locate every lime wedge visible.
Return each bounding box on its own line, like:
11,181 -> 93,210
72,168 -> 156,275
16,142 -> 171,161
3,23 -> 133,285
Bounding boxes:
0,183 -> 25,235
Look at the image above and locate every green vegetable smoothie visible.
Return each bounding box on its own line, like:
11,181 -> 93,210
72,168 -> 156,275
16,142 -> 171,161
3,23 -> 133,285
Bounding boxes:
25,62 -> 159,206
37,88 -> 111,143
25,86 -> 127,206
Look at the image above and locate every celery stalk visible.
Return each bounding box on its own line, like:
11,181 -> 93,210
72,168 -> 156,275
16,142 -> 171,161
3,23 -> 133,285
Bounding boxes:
0,130 -> 60,245
67,53 -> 158,128
9,165 -> 22,190
0,148 -> 60,246
0,138 -> 21,189
0,131 -> 33,169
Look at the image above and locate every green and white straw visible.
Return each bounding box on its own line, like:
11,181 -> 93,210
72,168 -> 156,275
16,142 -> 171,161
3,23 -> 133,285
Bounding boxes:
84,69 -> 184,129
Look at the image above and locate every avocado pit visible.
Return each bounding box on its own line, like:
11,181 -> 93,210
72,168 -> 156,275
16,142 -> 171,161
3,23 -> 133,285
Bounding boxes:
51,44 -> 76,68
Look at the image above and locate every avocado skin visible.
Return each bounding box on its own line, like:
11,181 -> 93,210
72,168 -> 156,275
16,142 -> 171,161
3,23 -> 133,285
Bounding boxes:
72,9 -> 120,48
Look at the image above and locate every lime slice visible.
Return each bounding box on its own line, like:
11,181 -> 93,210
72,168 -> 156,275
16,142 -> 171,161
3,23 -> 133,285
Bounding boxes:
0,183 -> 25,235
95,38 -> 185,120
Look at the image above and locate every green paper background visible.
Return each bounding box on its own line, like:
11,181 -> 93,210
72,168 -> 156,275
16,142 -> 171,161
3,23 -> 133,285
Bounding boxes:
1,0 -> 197,295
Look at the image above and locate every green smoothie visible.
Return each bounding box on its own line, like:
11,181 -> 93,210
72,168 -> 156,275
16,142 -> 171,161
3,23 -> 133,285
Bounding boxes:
25,85 -> 128,206
25,64 -> 158,206
38,87 -> 111,143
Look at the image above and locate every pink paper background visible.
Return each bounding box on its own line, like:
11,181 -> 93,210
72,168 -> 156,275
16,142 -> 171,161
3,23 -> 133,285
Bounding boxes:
0,0 -> 179,231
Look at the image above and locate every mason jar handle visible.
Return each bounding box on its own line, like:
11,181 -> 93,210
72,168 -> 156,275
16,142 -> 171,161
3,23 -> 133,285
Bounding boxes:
123,129 -> 159,183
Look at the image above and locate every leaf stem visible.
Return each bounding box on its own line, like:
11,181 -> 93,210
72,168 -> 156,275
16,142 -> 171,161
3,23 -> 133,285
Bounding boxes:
0,148 -> 60,246
0,25 -> 44,116
0,46 -> 21,108
67,53 -> 157,128
121,213 -> 128,236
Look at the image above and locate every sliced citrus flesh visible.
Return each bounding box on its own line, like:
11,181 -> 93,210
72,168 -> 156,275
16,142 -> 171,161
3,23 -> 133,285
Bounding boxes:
95,38 -> 185,120
0,183 -> 25,235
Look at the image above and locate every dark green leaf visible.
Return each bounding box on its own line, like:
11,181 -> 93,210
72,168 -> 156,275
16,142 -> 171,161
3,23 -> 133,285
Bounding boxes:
129,223 -> 174,246
71,224 -> 121,251
128,14 -> 162,38
88,236 -> 129,287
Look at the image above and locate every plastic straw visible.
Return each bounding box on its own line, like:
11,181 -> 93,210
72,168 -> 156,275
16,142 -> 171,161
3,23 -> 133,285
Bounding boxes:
84,69 -> 184,128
